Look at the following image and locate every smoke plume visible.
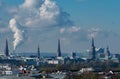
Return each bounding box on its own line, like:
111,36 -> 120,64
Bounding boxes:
9,18 -> 23,50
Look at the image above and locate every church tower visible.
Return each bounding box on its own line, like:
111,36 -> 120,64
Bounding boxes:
5,39 -> 9,57
37,45 -> 40,59
57,39 -> 61,57
89,37 -> 96,60
104,46 -> 110,60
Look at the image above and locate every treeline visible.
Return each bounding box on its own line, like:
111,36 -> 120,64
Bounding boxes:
37,60 -> 120,73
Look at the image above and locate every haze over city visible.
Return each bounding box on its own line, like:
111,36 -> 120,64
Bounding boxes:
0,0 -> 120,53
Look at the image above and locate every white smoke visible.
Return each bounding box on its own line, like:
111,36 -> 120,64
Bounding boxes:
9,18 -> 23,50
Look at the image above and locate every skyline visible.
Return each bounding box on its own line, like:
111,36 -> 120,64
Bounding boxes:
0,0 -> 120,53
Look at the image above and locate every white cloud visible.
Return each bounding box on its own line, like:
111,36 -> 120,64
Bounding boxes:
13,0 -> 72,29
39,0 -> 60,19
20,0 -> 43,9
68,26 -> 81,33
88,28 -> 100,38
60,27 -> 116,43
60,26 -> 80,34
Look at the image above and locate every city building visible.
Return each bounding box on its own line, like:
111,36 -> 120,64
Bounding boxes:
47,59 -> 64,65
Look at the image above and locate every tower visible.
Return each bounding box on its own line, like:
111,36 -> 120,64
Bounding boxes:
71,52 -> 76,58
104,46 -> 110,60
5,39 -> 9,57
57,39 -> 61,57
89,37 -> 96,60
37,45 -> 40,59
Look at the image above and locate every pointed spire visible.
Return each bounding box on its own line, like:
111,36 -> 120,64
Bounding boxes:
5,39 -> 9,56
89,37 -> 96,60
37,45 -> 40,59
57,39 -> 61,57
92,37 -> 95,47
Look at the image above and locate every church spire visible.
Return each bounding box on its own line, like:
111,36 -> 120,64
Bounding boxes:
57,39 -> 61,57
5,39 -> 9,57
37,45 -> 40,59
92,37 -> 95,47
89,37 -> 96,60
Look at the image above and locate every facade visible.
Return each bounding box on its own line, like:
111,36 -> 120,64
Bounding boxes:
47,58 -> 64,65
47,60 -> 59,64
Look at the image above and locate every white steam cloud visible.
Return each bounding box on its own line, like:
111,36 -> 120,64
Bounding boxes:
9,18 -> 23,50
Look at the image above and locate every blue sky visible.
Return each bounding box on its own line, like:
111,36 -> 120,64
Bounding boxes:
57,0 -> 120,29
0,0 -> 120,54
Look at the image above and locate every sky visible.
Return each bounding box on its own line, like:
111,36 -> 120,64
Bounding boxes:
0,0 -> 120,54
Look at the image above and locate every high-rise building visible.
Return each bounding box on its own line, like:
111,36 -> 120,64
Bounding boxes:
37,45 -> 40,59
5,39 -> 9,56
57,39 -> 61,57
89,37 -> 96,60
104,46 -> 110,60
